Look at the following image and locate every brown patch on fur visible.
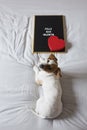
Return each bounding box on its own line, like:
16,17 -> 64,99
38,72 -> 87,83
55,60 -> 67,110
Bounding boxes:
48,54 -> 58,65
41,64 -> 58,73
54,67 -> 62,77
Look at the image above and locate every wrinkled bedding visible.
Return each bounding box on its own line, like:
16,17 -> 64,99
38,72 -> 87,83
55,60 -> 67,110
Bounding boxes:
0,0 -> 87,130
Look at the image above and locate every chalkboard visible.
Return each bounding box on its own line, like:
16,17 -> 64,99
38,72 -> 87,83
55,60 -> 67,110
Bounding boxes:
33,15 -> 66,53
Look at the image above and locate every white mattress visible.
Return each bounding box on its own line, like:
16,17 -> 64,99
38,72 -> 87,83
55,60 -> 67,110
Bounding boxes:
0,0 -> 87,130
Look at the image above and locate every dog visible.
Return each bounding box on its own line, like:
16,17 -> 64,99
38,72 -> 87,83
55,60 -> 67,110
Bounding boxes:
33,54 -> 63,118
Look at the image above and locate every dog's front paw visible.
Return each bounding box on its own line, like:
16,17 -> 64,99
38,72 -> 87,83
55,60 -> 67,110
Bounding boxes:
33,65 -> 39,73
33,65 -> 37,71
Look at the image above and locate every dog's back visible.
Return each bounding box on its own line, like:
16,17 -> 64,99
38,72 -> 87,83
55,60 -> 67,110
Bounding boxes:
37,71 -> 62,118
33,54 -> 63,118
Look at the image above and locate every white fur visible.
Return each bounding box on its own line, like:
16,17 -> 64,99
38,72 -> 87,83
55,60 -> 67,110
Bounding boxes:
33,60 -> 63,119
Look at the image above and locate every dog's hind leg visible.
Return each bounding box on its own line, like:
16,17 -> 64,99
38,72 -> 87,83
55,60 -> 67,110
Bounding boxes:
35,97 -> 44,114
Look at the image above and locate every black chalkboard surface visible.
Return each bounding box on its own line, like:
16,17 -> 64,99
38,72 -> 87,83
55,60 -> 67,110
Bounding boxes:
33,15 -> 65,53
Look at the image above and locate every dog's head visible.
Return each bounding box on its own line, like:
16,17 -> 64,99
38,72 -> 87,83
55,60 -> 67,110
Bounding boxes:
39,54 -> 62,77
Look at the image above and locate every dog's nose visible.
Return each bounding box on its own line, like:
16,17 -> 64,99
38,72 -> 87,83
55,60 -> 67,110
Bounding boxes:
39,64 -> 44,68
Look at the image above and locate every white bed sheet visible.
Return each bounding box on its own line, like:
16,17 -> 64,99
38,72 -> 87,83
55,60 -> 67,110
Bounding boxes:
0,0 -> 87,130
0,58 -> 87,130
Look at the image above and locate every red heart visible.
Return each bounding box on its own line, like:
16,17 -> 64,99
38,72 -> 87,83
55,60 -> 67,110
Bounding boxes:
48,36 -> 65,51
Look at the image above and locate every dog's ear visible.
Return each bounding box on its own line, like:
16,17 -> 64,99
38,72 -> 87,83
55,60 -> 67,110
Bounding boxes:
54,67 -> 62,78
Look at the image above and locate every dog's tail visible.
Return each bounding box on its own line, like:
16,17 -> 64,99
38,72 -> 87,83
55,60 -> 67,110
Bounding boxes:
27,108 -> 60,119
27,108 -> 46,118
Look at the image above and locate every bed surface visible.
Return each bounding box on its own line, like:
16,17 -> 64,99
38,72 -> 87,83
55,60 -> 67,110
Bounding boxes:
0,0 -> 87,130
0,57 -> 87,130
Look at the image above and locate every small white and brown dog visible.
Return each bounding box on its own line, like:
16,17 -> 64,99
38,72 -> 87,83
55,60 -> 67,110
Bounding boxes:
33,54 -> 63,119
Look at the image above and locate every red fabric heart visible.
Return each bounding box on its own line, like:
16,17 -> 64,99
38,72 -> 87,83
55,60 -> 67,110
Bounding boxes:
48,36 -> 65,51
